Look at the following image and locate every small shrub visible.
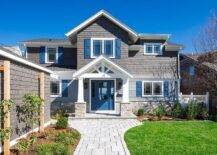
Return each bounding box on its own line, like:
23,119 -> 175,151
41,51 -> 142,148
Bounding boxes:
56,116 -> 68,129
209,115 -> 217,122
155,103 -> 166,119
137,109 -> 144,116
36,143 -> 53,155
56,130 -> 79,146
52,142 -> 70,155
171,102 -> 183,118
186,100 -> 199,119
16,138 -> 31,153
197,103 -> 209,119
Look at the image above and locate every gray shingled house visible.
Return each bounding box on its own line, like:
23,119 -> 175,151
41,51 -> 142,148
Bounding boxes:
20,10 -> 182,117
0,46 -> 52,152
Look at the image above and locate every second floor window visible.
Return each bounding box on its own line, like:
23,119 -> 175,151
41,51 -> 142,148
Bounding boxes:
91,38 -> 115,58
144,43 -> 162,55
46,47 -> 57,63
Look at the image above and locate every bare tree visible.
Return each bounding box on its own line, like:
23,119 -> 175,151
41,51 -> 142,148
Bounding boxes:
193,12 -> 217,53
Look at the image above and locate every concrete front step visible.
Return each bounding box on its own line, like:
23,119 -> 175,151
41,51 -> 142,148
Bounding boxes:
69,113 -> 137,119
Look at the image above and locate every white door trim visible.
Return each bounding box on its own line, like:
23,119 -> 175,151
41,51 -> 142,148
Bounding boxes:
89,78 -> 116,114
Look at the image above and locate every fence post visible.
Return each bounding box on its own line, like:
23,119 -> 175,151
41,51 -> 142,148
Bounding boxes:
39,72 -> 45,132
205,92 -> 209,112
3,61 -> 10,155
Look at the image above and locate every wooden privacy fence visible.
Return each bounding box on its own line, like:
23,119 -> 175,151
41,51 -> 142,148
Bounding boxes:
179,92 -> 209,109
0,60 -> 45,155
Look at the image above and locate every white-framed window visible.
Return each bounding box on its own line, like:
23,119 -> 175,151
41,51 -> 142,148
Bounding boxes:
46,47 -> 58,63
91,38 -> 115,58
144,43 -> 162,55
50,80 -> 61,97
142,81 -> 163,96
189,65 -> 195,76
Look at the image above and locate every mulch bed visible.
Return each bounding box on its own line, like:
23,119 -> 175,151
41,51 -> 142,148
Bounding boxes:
137,114 -> 173,122
9,125 -> 80,155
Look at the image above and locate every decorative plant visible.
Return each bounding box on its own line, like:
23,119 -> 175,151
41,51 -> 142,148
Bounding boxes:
171,101 -> 183,118
0,99 -> 14,140
137,109 -> 144,116
22,94 -> 43,127
16,135 -> 37,153
155,103 -> 166,119
186,100 -> 199,119
56,116 -> 68,129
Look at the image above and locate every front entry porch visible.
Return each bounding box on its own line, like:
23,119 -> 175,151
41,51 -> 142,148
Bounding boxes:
73,56 -> 134,117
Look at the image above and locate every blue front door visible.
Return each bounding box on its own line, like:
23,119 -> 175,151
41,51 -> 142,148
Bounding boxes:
91,80 -> 115,111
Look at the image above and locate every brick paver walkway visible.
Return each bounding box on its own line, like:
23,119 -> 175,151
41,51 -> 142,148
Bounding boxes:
69,118 -> 140,155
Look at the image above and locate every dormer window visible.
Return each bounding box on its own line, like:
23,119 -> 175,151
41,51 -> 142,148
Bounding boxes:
91,38 -> 115,58
144,43 -> 162,55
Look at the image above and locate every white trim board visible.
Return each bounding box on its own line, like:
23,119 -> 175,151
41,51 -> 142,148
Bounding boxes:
73,55 -> 133,78
0,121 -> 51,153
0,49 -> 53,74
65,10 -> 138,37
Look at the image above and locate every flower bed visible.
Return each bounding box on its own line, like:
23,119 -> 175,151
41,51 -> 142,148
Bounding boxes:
10,125 -> 80,155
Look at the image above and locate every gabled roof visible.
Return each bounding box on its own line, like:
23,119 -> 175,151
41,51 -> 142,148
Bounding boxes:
73,55 -> 133,78
66,10 -> 138,38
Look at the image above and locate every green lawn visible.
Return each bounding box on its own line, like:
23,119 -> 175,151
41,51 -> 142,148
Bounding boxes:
124,121 -> 217,155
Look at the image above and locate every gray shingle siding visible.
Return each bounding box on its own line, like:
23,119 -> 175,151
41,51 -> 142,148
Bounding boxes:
77,16 -> 178,79
27,47 -> 77,71
0,56 -> 50,144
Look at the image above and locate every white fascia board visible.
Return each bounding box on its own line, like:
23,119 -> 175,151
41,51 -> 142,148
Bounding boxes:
0,49 -> 53,74
73,55 -> 133,78
65,10 -> 138,37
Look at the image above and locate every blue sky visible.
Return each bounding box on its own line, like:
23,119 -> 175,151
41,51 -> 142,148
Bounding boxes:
1,0 -> 217,53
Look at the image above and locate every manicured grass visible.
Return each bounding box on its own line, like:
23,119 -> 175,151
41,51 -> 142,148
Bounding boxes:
125,121 -> 217,155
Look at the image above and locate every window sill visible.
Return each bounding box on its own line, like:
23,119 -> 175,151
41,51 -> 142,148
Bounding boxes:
50,95 -> 61,98
143,53 -> 161,55
142,95 -> 164,97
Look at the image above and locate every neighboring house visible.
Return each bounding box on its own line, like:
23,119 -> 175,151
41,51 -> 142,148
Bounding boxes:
0,46 -> 52,152
20,10 -> 182,116
180,52 -> 217,113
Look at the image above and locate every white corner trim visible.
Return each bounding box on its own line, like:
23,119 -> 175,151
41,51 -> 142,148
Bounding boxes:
73,55 -> 133,78
0,49 -> 53,74
0,121 -> 51,153
65,10 -> 138,37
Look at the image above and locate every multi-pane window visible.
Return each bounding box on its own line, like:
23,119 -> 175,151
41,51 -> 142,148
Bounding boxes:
143,81 -> 163,96
91,38 -> 115,58
50,81 -> 60,96
47,47 -> 57,63
144,43 -> 162,54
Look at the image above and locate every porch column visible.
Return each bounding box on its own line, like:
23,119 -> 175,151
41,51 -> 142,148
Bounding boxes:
122,78 -> 129,103
121,78 -> 132,117
75,77 -> 86,117
77,77 -> 84,102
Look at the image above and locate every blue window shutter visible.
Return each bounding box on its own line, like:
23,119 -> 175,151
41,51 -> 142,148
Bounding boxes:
84,39 -> 91,59
39,46 -> 45,64
164,81 -> 169,97
136,81 -> 142,97
62,80 -> 70,97
115,38 -> 121,59
57,47 -> 64,64
174,80 -> 178,99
